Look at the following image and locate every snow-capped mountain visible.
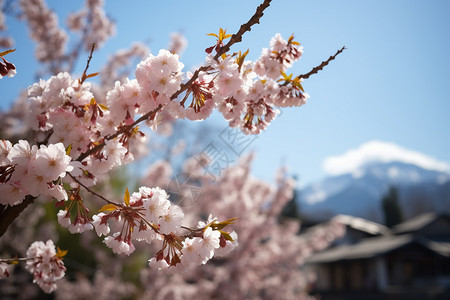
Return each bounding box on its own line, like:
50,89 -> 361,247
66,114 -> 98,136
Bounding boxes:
298,161 -> 450,222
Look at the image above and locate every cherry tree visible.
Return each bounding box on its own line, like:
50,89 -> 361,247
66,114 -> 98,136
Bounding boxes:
0,0 -> 345,297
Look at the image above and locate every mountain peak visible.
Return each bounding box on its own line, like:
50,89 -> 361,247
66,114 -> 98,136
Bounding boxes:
323,141 -> 450,177
299,160 -> 450,222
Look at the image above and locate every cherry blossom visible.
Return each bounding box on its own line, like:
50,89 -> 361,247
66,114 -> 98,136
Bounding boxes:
0,262 -> 10,279
0,56 -> 16,79
25,240 -> 66,294
0,0 -> 346,295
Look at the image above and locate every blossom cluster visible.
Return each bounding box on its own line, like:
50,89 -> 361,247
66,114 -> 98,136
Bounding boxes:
100,32 -> 310,134
211,33 -> 308,133
99,42 -> 149,88
0,140 -> 73,206
87,186 -> 237,271
18,32 -> 307,189
0,49 -> 16,79
57,188 -> 94,234
133,155 -> 345,299
0,55 -> 15,79
66,0 -> 115,51
0,31 -> 311,294
0,262 -> 10,279
19,0 -> 68,65
0,0 -> 346,295
25,240 -> 66,294
26,71 -> 143,186
172,33 -> 308,132
168,32 -> 188,55
0,4 -> 14,48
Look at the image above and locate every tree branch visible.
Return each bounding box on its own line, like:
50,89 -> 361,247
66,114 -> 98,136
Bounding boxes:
77,1 -> 273,161
76,104 -> 162,162
79,43 -> 96,84
171,0 -> 272,100
0,196 -> 35,238
298,46 -> 346,80
68,173 -> 120,206
214,0 -> 272,60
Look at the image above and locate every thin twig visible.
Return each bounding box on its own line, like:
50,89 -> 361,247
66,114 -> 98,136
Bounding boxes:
170,67 -> 210,100
0,1 -> 272,240
77,0 -> 272,161
67,10 -> 94,73
298,46 -> 346,80
68,173 -> 120,206
215,0 -> 271,60
0,257 -> 31,263
171,0 -> 272,100
76,104 -> 162,162
38,128 -> 54,147
79,43 -> 96,84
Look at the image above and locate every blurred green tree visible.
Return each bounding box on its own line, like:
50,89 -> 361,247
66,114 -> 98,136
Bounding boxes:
381,186 -> 404,228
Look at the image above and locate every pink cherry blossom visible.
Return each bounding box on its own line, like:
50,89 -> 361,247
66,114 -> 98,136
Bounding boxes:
25,240 -> 66,294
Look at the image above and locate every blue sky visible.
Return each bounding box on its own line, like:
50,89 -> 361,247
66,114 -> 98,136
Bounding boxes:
1,0 -> 449,186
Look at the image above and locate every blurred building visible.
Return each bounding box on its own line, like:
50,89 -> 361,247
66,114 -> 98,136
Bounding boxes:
305,213 -> 450,299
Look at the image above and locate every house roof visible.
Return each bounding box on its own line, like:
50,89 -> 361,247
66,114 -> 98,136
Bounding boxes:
306,234 -> 413,264
301,214 -> 389,237
393,212 -> 438,234
421,238 -> 450,257
334,214 -> 390,236
306,234 -> 450,264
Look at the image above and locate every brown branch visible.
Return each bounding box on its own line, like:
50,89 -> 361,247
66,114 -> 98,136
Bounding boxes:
37,128 -> 54,147
214,0 -> 271,60
76,104 -> 162,162
67,9 -> 95,74
0,257 -> 31,263
170,67 -> 210,100
298,46 -> 346,80
78,0 -> 272,160
0,196 -> 35,238
0,1 -> 273,240
171,0 -> 272,100
68,173 -> 119,206
79,43 -> 96,84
